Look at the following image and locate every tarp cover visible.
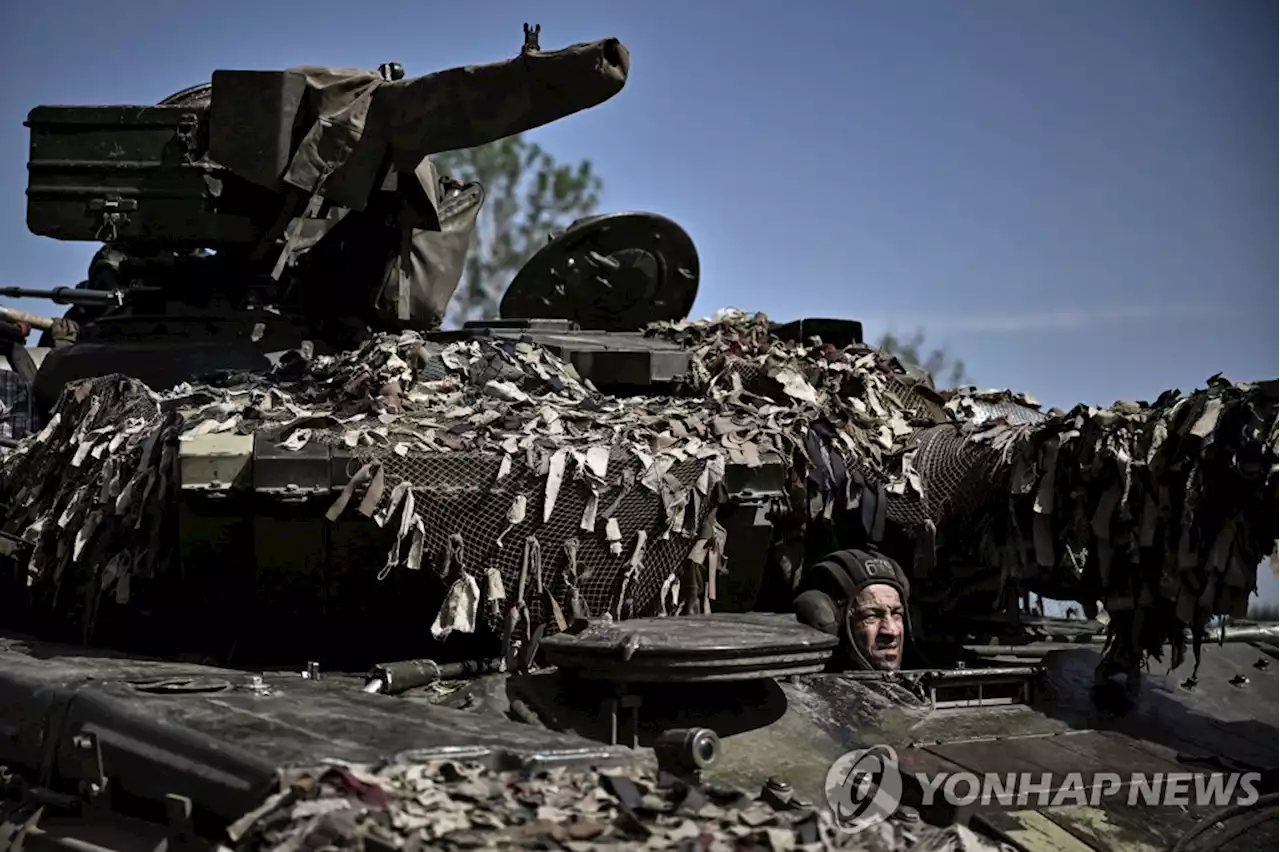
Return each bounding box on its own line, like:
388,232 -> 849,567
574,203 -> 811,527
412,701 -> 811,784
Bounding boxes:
272,36 -> 629,330
283,37 -> 630,211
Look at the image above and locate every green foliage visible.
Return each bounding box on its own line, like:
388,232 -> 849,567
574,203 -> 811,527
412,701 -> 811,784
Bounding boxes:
876,328 -> 970,388
432,135 -> 602,326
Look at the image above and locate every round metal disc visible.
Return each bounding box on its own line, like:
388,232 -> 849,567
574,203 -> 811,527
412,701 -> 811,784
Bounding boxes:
541,613 -> 837,684
500,212 -> 700,331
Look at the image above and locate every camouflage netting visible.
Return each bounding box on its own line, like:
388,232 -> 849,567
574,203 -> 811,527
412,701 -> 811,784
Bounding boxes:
226,758 -> 1013,851
960,376 -> 1279,677
0,314 -> 936,665
644,314 -> 1049,536
0,310 -> 1274,679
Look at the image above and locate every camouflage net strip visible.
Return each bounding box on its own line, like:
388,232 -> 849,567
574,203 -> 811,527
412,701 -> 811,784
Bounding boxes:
225,758 -> 1012,851
0,310 -> 1274,681
0,377 -> 171,638
961,377 -> 1279,673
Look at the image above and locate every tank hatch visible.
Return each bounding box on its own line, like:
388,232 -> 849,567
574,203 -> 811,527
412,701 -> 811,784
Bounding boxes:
541,613 -> 836,684
536,613 -> 835,751
500,211 -> 699,331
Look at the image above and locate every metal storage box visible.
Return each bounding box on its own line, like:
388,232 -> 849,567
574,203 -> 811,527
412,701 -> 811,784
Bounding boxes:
25,104 -> 262,247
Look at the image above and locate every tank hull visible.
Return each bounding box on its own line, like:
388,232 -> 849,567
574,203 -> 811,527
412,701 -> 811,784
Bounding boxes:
0,628 -> 635,850
433,623 -> 1280,851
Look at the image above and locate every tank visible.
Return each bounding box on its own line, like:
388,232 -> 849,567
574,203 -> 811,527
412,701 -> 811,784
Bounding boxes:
1,25 -> 1278,852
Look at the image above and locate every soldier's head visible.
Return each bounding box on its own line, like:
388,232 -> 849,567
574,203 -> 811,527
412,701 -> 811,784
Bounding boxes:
793,549 -> 911,672
846,582 -> 905,671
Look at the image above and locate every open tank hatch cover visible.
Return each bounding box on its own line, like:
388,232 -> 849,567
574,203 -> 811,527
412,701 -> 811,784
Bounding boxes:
541,613 -> 837,683
500,211 -> 699,331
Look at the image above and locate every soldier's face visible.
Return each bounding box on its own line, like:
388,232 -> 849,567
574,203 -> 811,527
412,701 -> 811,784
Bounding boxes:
850,584 -> 904,671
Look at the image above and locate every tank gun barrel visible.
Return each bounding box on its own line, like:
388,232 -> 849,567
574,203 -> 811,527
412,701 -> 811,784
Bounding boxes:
372,30 -> 631,168
0,286 -> 122,307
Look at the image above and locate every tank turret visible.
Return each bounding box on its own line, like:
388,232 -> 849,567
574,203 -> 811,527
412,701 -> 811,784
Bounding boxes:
0,26 -> 885,673
14,25 -> 634,416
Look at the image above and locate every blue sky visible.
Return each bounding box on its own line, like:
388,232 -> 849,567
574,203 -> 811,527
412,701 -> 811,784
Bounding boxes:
1,1 -> 1275,600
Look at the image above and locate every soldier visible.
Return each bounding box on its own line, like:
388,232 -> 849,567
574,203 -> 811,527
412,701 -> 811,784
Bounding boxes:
0,315 -> 30,348
34,246 -> 126,349
792,549 -> 912,672
0,315 -> 36,444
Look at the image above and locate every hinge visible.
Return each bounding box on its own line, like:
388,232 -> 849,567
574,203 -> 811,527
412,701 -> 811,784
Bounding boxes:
87,197 -> 137,214
165,793 -> 197,852
67,731 -> 107,802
